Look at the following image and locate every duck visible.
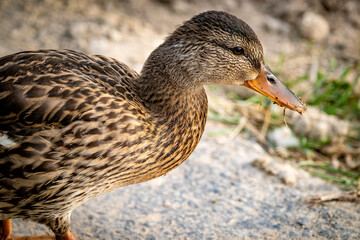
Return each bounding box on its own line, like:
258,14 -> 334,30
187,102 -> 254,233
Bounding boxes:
0,10 -> 306,240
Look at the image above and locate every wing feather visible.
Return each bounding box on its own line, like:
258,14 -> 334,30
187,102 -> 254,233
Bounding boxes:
0,49 -> 139,131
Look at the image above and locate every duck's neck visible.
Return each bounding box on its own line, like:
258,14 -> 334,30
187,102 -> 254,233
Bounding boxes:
128,67 -> 208,180
134,76 -> 205,114
134,69 -> 208,129
134,47 -> 207,116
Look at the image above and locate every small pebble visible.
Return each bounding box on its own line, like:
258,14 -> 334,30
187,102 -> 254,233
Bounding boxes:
296,217 -> 309,227
300,12 -> 330,42
163,200 -> 171,207
268,126 -> 299,148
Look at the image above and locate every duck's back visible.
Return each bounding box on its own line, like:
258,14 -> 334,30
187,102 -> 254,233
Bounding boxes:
0,49 -> 141,129
0,49 -> 158,219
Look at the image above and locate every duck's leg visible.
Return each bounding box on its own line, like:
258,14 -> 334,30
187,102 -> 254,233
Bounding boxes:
0,220 -> 77,240
9,236 -> 55,240
1,217 -> 77,240
55,232 -> 78,240
0,219 -> 12,240
46,216 -> 78,240
7,232 -> 78,240
1,219 -> 56,240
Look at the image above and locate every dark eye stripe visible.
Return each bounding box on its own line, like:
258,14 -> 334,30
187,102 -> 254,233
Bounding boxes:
210,41 -> 245,56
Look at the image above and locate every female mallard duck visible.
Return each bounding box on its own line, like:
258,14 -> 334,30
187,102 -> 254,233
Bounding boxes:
0,11 -> 306,240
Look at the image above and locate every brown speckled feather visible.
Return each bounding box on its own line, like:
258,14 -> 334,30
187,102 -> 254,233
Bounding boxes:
0,49 -> 207,235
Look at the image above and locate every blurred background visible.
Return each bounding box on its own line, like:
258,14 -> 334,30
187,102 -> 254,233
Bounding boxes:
0,0 -> 359,191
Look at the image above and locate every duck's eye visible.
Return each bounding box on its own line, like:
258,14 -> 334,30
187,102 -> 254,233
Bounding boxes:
232,47 -> 244,55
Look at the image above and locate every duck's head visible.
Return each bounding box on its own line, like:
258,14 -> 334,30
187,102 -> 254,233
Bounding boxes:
142,11 -> 306,114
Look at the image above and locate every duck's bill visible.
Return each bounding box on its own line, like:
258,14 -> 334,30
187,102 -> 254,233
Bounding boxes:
242,65 -> 307,115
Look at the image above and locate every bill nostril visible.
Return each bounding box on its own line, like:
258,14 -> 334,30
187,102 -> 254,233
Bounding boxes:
267,76 -> 276,84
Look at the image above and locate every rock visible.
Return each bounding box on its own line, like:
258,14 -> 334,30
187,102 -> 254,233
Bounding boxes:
300,12 -> 330,41
268,126 -> 300,148
288,106 -> 350,142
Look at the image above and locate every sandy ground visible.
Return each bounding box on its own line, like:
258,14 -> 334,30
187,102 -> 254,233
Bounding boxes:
1,0 -> 359,239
